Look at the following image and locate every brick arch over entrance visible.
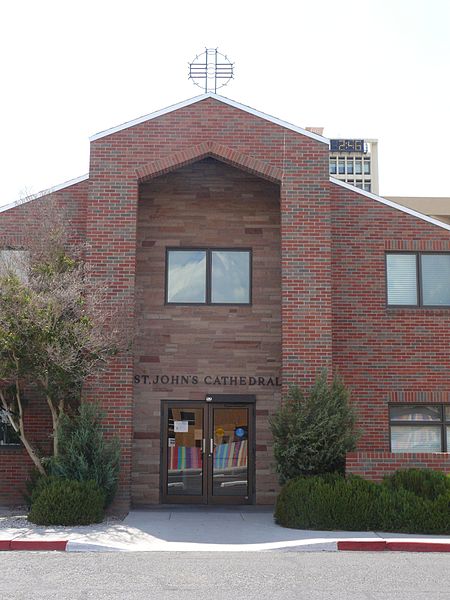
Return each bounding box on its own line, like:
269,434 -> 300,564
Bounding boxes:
135,141 -> 283,184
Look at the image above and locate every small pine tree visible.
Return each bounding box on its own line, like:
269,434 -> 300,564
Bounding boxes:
49,403 -> 120,507
270,371 -> 359,483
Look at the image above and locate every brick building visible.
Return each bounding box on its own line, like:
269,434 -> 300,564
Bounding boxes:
1,93 -> 450,510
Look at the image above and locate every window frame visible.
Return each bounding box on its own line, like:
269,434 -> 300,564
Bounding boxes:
165,247 -> 252,306
389,404 -> 450,453
385,251 -> 450,309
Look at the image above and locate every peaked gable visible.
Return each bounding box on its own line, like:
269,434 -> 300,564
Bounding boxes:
89,93 -> 329,145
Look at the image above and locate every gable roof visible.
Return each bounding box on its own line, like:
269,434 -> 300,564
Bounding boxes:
89,93 -> 330,145
330,177 -> 450,232
0,174 -> 89,214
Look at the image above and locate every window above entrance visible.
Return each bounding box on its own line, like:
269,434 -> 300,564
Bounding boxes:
166,248 -> 251,305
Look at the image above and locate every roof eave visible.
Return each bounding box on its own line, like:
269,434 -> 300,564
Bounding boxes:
89,93 -> 330,145
330,177 -> 450,232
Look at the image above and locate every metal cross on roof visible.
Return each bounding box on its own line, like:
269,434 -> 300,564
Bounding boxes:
188,48 -> 234,94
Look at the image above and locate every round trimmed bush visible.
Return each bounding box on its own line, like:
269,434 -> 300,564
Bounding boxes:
28,479 -> 105,526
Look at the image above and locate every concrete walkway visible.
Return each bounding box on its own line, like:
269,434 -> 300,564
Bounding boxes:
2,507 -> 450,552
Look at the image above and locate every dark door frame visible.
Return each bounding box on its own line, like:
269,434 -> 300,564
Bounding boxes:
160,398 -> 256,505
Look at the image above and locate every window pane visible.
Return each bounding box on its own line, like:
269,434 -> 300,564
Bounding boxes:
0,250 -> 29,281
0,410 -> 20,445
346,159 -> 354,175
390,405 -> 441,422
355,158 -> 362,174
446,406 -> 450,421
338,159 -> 345,174
421,254 -> 450,306
364,158 -> 371,175
329,158 -> 337,175
167,250 -> 206,303
211,251 -> 250,303
391,426 -> 441,453
386,254 -> 418,305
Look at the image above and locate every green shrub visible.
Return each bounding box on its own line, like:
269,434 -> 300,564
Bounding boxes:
383,468 -> 450,501
28,479 -> 105,526
270,372 -> 359,483
49,404 -> 120,507
274,473 -> 450,534
24,473 -> 60,508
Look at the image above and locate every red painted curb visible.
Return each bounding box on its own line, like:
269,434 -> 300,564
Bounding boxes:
2,540 -> 67,551
338,540 -> 450,553
338,541 -> 387,551
386,541 -> 450,553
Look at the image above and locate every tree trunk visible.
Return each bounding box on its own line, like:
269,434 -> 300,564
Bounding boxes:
0,389 -> 46,476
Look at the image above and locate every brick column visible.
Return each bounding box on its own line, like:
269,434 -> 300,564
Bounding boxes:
85,167 -> 138,513
280,139 -> 332,395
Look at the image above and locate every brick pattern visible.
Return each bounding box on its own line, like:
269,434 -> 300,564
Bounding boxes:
0,393 -> 52,505
134,159 -> 281,504
2,96 -> 450,507
331,183 -> 450,478
346,452 -> 450,481
84,97 -> 330,509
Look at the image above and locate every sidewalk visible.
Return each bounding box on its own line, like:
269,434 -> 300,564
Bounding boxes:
2,507 -> 450,552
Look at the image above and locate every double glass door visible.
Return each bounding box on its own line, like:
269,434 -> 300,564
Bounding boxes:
161,402 -> 254,504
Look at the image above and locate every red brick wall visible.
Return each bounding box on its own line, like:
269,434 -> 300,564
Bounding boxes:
2,97 -> 450,507
0,180 -> 88,248
134,158 -> 281,504
0,395 -> 53,505
330,183 -> 450,477
85,97 -> 330,509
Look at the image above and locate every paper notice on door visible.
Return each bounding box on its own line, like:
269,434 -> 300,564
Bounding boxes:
168,437 -> 176,447
174,420 -> 189,433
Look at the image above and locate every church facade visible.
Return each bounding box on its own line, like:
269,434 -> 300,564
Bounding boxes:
1,94 -> 450,510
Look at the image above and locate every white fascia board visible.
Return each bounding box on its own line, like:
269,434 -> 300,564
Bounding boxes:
90,93 -> 330,146
0,174 -> 89,215
330,177 -> 450,232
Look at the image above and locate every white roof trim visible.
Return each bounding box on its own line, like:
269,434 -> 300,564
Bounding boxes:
90,93 -> 330,145
0,174 -> 89,215
330,177 -> 450,232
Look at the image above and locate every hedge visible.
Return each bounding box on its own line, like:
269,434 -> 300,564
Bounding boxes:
274,470 -> 450,534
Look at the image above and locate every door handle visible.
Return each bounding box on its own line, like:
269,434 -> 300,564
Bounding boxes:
210,438 -> 214,454
202,438 -> 206,454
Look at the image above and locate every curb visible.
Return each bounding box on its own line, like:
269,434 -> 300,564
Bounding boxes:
0,540 -> 68,551
338,540 -> 450,553
2,538 -> 450,553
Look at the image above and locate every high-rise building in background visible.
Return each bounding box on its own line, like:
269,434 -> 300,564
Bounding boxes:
306,128 -> 379,194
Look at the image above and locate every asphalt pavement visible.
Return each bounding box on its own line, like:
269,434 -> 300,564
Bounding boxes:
2,551 -> 450,600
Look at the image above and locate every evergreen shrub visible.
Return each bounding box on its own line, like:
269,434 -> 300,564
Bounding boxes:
270,371 -> 358,483
383,468 -> 450,501
49,403 -> 120,507
274,472 -> 450,534
28,479 -> 105,526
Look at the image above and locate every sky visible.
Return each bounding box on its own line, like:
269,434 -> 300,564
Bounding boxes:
1,0 -> 449,208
